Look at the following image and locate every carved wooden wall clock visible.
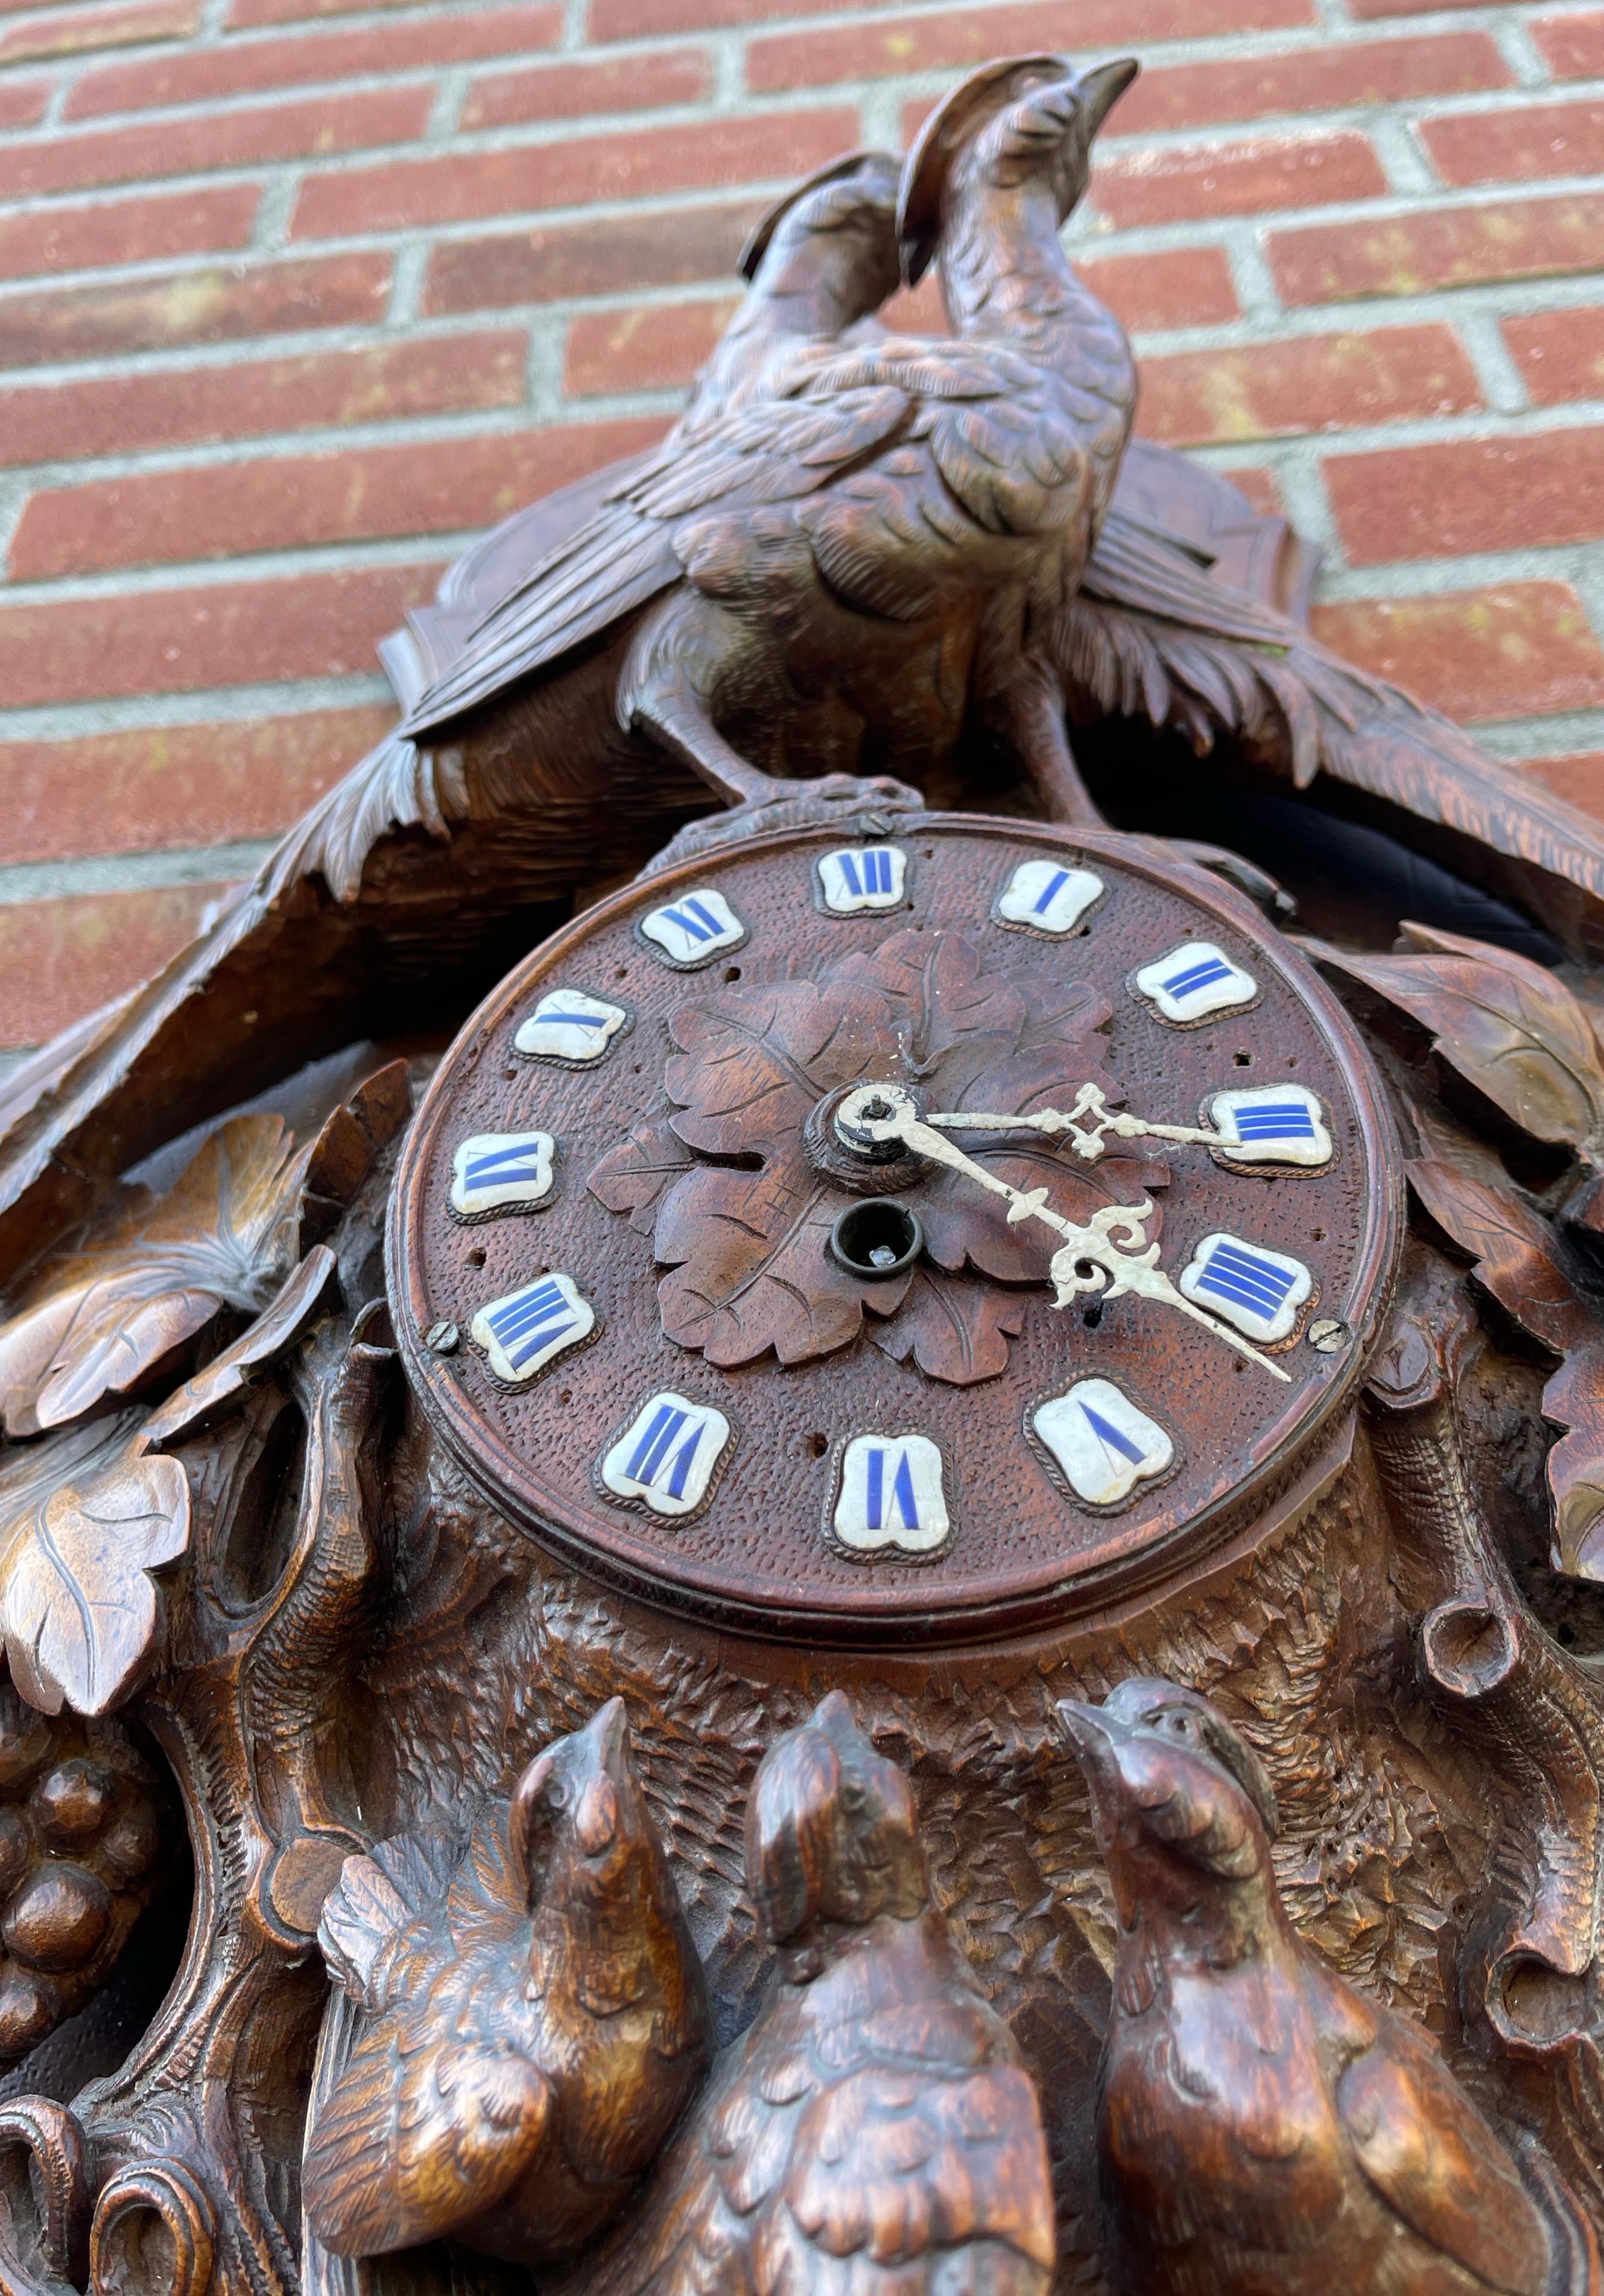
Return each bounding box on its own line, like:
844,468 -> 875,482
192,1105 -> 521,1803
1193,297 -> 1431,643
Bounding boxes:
3,50 -> 1604,2296
393,816 -> 1400,1642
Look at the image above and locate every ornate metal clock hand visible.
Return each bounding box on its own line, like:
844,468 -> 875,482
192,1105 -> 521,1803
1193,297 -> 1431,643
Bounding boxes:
837,1086 -> 1290,1381
926,1083 -> 1320,1165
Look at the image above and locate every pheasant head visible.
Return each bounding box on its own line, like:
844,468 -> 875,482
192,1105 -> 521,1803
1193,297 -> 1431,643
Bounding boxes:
899,52 -> 1138,285
1056,1679 -> 1284,1979
747,1690 -> 926,1963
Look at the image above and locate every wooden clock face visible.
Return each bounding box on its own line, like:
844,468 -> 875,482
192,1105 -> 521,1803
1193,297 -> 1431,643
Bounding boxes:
390,816 -> 1401,1645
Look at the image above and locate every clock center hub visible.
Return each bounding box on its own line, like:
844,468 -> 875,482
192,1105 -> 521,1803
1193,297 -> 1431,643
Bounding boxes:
804,1080 -> 929,1195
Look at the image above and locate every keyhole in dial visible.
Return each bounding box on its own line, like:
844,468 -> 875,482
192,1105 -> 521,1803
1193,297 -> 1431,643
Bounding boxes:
828,1199 -> 924,1280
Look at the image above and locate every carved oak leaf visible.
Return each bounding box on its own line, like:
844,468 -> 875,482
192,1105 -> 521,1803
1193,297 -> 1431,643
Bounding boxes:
587,1116 -> 694,1238
655,1161 -> 905,1367
1309,924 -> 1604,1163
1406,1159 -> 1577,1353
0,1117 -> 311,1438
871,1267 -> 1024,1384
1406,1158 -> 1604,1582
139,1245 -> 340,1451
0,1416 -> 189,1714
1540,1354 -> 1604,1581
600,928 -> 1147,1383
665,980 -> 893,1159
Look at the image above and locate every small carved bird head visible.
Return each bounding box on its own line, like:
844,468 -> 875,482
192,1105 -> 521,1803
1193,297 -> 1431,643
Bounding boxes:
747,1691 -> 925,1958
739,150 -> 904,314
899,52 -> 1138,284
510,1696 -> 645,1909
1056,1681 -> 1281,1964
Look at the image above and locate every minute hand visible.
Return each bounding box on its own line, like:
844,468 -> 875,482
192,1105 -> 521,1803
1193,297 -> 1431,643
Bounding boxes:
856,1091 -> 1290,1384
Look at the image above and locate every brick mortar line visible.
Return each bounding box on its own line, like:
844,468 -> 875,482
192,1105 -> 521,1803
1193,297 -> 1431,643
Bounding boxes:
0,673 -> 399,743
0,840 -> 276,907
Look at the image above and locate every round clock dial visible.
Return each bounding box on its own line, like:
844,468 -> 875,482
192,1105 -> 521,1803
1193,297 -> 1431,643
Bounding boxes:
390,816 -> 1401,1644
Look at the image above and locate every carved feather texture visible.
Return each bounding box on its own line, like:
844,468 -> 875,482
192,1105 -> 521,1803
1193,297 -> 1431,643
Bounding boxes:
1060,511 -> 1604,905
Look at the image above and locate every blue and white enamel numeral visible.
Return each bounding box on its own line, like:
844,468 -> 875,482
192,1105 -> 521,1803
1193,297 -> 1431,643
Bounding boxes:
818,845 -> 905,913
514,990 -> 627,1063
1209,1085 -> 1333,1169
1179,1233 -> 1313,1343
600,1391 -> 732,1517
1134,940 -> 1257,1023
997,858 -> 1104,934
1032,1378 -> 1174,1508
449,1132 -> 555,1219
639,888 -> 745,967
470,1272 -> 594,1383
834,1433 -> 948,1555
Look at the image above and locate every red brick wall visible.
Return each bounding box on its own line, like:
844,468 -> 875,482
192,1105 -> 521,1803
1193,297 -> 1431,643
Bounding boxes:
3,0 -> 1603,1054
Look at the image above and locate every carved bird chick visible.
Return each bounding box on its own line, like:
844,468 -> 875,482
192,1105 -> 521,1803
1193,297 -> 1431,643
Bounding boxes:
561,1688 -> 1055,2296
1056,1679 -> 1596,2296
302,1698 -> 711,2266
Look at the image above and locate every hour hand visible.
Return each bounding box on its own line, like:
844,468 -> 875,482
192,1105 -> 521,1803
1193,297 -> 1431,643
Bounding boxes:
837,1086 -> 1290,1382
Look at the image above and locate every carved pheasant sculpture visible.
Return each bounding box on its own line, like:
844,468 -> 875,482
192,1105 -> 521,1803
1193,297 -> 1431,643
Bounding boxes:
301,1698 -> 711,2266
4,57 -> 1604,1286
1056,1679 -> 1600,2296
562,1689 -> 1056,2296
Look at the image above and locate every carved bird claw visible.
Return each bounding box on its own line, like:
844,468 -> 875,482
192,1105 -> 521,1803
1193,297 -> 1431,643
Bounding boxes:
645,772 -> 924,874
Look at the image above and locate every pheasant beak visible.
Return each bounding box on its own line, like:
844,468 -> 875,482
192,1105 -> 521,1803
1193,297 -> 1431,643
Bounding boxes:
1054,1697 -> 1135,1807
1078,56 -> 1139,138
585,1695 -> 629,1774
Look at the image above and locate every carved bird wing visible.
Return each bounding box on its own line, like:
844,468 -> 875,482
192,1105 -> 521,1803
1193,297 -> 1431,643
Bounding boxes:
1056,506 -> 1604,920
319,1830 -> 460,2010
1335,2029 -> 1550,2295
303,2005 -> 553,2258
588,1985 -> 1051,2295
402,382 -> 915,739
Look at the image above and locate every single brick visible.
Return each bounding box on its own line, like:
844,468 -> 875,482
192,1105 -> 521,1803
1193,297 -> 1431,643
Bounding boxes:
0,332 -> 527,468
0,183 -> 258,285
0,887 -> 221,1053
1327,431 -> 1604,563
0,0 -> 195,69
1311,583 -> 1604,720
1091,130 -> 1386,229
1115,33 -> 1510,135
744,0 -> 1314,93
1504,306 -> 1604,404
0,252 -> 391,372
1270,193 -> 1604,303
9,418 -> 668,577
292,106 -> 860,239
0,561 -> 442,708
565,299 -> 736,396
0,85 -> 432,201
1531,11 -> 1604,80
424,197 -> 769,312
1520,752 -> 1604,823
68,1 -> 561,112
462,47 -> 711,130
0,76 -> 51,127
0,709 -> 392,866
1424,101 -> 1604,187
1138,325 -> 1480,449
1085,246 -> 1240,329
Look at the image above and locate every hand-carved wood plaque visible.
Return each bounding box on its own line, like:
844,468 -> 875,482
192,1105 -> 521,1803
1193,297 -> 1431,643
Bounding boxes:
393,817 -> 1400,1640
